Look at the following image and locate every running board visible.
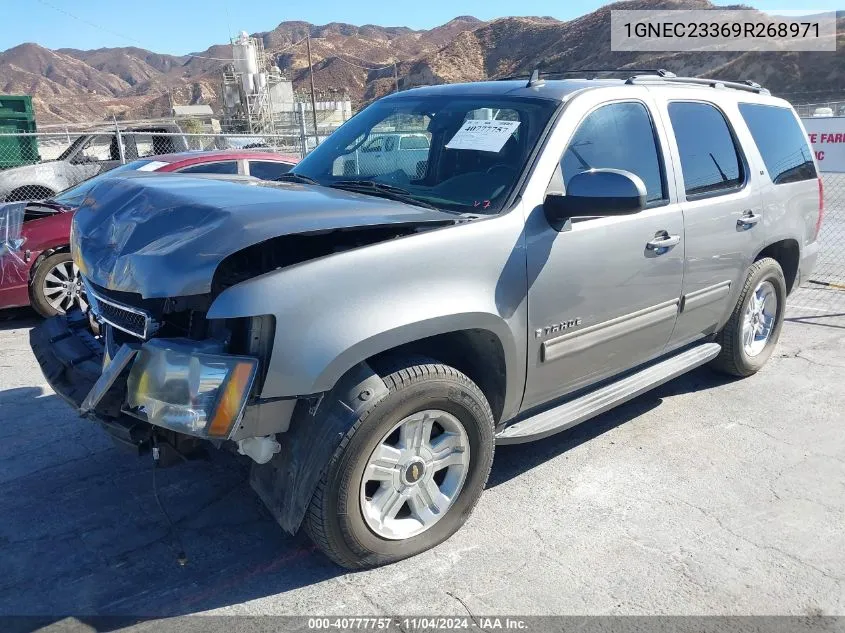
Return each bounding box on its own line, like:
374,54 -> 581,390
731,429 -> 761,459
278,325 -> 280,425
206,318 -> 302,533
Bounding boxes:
496,343 -> 721,444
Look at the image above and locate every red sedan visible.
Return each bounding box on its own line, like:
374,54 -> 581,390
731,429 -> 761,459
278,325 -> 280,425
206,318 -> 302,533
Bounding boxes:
0,150 -> 298,317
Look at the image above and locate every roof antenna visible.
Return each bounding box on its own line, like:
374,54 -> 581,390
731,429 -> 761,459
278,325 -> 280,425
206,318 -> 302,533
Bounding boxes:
527,68 -> 544,88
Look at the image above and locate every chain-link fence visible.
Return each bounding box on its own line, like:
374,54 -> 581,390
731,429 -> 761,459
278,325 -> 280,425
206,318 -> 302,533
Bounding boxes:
1,118 -> 842,320
789,173 -> 845,321
0,125 -> 311,203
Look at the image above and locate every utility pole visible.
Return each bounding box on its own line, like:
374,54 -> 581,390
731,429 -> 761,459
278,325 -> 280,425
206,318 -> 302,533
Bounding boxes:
393,63 -> 399,93
306,33 -> 319,147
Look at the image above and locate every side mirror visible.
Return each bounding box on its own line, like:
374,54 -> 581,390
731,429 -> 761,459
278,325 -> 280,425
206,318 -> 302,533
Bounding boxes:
544,168 -> 647,227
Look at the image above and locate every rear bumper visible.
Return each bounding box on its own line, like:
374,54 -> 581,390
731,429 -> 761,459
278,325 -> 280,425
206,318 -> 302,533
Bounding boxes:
797,240 -> 820,290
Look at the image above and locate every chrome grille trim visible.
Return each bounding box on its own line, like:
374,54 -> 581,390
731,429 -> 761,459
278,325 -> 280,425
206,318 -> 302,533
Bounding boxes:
83,279 -> 158,340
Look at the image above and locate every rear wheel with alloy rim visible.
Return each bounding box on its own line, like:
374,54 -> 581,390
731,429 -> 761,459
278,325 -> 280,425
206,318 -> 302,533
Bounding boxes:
305,358 -> 494,569
711,257 -> 786,377
30,252 -> 87,318
741,280 -> 778,357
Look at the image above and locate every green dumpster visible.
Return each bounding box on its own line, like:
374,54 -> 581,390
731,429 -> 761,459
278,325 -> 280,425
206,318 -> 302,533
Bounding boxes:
0,95 -> 41,169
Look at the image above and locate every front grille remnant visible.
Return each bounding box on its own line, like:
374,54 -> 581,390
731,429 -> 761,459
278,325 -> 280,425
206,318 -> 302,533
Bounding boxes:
85,281 -> 158,340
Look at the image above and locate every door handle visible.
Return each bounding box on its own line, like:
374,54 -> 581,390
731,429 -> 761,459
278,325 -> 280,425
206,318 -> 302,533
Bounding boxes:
646,231 -> 681,252
737,209 -> 761,228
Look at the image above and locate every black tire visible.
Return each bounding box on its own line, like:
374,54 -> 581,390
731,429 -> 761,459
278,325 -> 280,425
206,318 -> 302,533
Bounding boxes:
6,185 -> 55,202
30,251 -> 80,318
304,358 -> 495,569
711,257 -> 787,377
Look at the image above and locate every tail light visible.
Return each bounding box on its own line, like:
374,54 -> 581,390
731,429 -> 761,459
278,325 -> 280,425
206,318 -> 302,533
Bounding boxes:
814,177 -> 824,241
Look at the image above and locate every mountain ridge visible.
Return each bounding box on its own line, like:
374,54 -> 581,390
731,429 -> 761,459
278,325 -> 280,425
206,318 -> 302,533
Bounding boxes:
1,3 -> 841,125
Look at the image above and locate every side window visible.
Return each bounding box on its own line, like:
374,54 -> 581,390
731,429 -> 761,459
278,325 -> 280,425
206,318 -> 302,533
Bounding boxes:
668,102 -> 743,197
560,102 -> 666,204
177,161 -> 238,175
248,160 -> 292,180
75,135 -> 118,163
400,135 -> 430,150
738,103 -> 817,184
361,137 -> 383,153
129,132 -> 177,159
332,112 -> 432,180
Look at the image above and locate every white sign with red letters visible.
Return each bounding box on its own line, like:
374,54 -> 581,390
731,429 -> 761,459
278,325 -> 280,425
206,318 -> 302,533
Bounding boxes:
801,117 -> 845,173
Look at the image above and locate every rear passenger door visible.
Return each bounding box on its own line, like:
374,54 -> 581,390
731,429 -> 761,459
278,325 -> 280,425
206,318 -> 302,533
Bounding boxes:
523,92 -> 685,408
398,134 -> 431,179
660,98 -> 767,349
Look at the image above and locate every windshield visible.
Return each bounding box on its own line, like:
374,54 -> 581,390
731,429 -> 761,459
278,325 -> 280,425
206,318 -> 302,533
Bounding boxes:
51,160 -> 157,207
292,94 -> 559,213
56,134 -> 94,161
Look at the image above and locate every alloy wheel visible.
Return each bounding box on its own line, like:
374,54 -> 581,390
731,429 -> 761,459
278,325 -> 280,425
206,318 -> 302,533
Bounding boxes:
41,260 -> 87,314
359,409 -> 470,540
741,279 -> 777,357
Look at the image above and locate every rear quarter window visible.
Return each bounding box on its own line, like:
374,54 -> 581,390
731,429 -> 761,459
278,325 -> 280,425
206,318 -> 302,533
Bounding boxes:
248,160 -> 293,180
738,103 -> 817,184
177,161 -> 239,175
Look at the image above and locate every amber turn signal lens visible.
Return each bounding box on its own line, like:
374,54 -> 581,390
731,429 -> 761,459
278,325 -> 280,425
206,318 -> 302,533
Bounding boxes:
208,361 -> 256,438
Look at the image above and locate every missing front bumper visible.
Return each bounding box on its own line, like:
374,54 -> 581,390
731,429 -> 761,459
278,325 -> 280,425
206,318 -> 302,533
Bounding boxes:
29,311 -> 154,453
31,310 -> 276,459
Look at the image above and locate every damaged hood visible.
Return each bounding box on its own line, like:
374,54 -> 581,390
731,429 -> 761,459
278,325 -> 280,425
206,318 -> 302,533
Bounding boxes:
72,172 -> 457,298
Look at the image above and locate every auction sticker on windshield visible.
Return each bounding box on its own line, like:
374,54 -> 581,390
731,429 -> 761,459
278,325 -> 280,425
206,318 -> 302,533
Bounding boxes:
446,119 -> 521,153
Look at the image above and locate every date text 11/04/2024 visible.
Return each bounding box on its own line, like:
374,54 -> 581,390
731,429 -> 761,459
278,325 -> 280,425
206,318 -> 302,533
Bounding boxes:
306,617 -> 529,630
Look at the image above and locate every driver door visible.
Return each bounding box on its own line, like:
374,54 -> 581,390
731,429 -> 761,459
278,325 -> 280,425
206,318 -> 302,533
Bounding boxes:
355,135 -> 387,175
522,91 -> 685,409
69,134 -> 121,178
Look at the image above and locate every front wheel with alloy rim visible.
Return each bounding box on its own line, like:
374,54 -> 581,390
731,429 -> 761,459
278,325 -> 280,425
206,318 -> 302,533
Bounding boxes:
711,257 -> 787,377
304,359 -> 495,569
29,252 -> 87,318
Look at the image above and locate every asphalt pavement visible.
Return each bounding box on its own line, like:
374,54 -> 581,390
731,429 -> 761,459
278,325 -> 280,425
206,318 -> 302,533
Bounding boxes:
0,289 -> 843,626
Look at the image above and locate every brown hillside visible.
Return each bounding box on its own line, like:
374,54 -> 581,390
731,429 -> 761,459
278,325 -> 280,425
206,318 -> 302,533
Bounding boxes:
1,3 -> 841,125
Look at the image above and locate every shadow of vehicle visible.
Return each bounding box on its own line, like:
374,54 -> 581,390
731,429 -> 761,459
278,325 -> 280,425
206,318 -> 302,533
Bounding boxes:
0,307 -> 39,331
0,364 -> 736,623
490,366 -> 738,488
0,387 -> 340,621
785,312 -> 845,330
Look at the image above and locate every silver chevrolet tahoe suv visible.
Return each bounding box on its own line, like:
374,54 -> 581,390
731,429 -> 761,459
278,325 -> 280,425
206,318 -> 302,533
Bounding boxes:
29,71 -> 822,569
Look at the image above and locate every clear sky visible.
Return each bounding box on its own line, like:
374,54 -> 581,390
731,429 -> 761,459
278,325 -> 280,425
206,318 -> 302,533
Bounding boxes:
3,0 -> 841,54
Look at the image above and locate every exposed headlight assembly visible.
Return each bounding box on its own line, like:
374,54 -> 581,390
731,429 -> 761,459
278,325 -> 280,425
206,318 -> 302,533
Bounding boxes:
127,339 -> 258,439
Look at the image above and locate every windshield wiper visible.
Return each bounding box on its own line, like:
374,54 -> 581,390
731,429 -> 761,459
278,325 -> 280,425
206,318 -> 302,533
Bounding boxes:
328,180 -> 440,211
333,180 -> 412,194
276,172 -> 320,185
25,199 -> 71,212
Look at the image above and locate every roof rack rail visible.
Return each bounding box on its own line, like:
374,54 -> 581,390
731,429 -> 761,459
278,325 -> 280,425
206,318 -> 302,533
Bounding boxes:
497,68 -> 676,82
550,68 -> 676,78
494,68 -> 769,95
627,75 -> 770,95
